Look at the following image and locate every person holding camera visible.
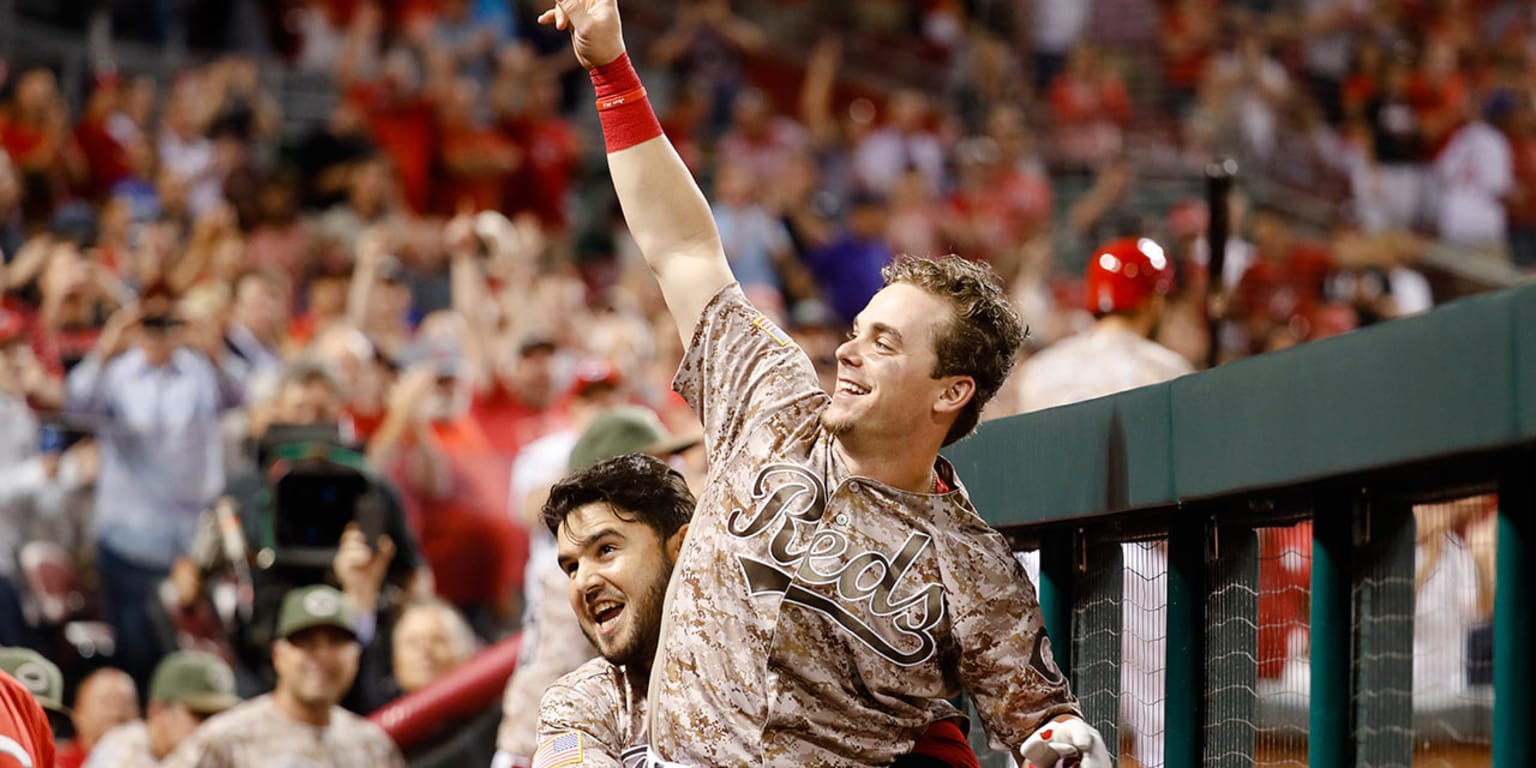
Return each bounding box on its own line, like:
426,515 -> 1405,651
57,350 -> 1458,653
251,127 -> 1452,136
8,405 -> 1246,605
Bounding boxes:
63,283 -> 243,691
196,359 -> 427,702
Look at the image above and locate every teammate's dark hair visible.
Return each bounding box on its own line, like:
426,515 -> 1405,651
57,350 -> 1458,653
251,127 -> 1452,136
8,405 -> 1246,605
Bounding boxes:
882,256 -> 1027,446
543,454 -> 695,540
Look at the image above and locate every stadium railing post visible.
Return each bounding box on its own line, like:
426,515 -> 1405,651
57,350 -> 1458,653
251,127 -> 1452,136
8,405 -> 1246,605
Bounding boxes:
1494,454 -> 1533,768
1166,514 -> 1207,766
1038,529 -> 1076,677
1310,494 -> 1356,768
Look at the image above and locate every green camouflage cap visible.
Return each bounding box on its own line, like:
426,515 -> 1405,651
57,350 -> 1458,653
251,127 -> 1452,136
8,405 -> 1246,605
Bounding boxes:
275,585 -> 357,641
0,646 -> 68,715
150,651 -> 240,714
567,405 -> 701,473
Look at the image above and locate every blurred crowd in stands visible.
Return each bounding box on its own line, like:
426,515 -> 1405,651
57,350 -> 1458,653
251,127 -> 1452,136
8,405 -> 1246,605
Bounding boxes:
0,0 -> 1526,764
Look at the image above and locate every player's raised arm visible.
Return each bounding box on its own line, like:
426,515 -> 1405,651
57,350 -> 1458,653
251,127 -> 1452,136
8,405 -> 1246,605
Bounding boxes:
541,0 -> 733,344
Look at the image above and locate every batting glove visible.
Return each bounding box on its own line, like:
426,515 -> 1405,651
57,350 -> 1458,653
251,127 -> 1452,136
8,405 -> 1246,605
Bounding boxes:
1019,716 -> 1111,768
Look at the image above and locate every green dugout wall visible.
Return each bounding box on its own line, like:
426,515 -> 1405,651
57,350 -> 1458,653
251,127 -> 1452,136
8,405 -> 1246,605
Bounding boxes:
945,282 -> 1536,767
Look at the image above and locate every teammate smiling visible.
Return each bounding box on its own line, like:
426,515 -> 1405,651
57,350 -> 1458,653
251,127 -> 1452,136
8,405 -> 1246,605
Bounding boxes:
540,0 -> 1110,764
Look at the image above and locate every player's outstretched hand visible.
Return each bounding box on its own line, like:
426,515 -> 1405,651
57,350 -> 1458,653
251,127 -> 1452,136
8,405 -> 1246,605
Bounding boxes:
537,0 -> 626,70
1020,716 -> 1110,768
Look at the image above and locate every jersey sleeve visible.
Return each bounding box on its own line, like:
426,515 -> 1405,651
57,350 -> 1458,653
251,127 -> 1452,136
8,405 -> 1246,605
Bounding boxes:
937,524 -> 1082,756
672,284 -> 826,468
534,664 -> 627,768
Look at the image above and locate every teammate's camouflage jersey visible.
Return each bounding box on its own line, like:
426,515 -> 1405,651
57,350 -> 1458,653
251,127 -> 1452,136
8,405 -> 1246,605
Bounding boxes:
160,695 -> 405,768
646,285 -> 1080,766
82,722 -> 156,768
535,657 -> 649,768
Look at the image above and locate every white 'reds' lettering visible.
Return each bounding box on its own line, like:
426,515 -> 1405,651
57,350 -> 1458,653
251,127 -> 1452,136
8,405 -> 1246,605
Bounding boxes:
729,464 -> 946,666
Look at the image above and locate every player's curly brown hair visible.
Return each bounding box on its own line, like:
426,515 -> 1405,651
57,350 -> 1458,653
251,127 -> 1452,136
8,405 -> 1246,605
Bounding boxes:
542,453 -> 695,539
882,256 -> 1027,446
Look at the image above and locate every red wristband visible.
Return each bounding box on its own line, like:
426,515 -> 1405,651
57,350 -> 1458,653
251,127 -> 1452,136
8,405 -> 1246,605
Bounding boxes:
590,53 -> 663,153
597,86 -> 647,112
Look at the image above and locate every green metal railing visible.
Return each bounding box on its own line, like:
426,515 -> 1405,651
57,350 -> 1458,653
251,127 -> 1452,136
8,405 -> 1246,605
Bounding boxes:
946,282 -> 1536,767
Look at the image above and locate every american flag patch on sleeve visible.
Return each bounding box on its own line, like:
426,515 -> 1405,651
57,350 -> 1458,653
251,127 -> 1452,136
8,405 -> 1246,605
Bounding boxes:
532,731 -> 584,768
752,315 -> 792,347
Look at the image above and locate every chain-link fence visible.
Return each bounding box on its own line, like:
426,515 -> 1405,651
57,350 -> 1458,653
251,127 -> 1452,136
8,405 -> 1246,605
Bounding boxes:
972,488 -> 1516,767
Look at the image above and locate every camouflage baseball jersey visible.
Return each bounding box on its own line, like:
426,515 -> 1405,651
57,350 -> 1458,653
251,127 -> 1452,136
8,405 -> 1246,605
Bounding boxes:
534,657 -> 649,768
646,285 -> 1080,766
498,536 -> 600,757
159,695 -> 405,768
82,721 -> 156,768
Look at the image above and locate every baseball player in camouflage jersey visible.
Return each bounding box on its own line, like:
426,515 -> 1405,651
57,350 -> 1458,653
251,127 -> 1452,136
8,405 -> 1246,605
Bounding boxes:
161,586 -> 405,768
539,2 -> 1110,765
84,651 -> 241,768
532,454 -> 694,768
530,455 -> 981,768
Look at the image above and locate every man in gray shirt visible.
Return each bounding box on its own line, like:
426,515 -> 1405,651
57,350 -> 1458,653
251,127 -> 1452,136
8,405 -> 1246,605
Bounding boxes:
65,291 -> 243,688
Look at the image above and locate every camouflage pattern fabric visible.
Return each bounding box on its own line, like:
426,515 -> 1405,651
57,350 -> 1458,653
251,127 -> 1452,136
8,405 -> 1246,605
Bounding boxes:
646,285 -> 1081,766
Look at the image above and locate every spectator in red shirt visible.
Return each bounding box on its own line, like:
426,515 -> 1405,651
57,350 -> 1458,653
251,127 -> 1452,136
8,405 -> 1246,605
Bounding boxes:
470,335 -> 565,458
434,77 -> 520,215
74,77 -> 133,201
1406,37 -> 1470,159
1159,0 -> 1218,116
309,323 -> 391,443
338,6 -> 439,214
1340,38 -> 1386,122
0,68 -> 87,224
497,67 -> 581,236
1231,206 -> 1341,353
1048,43 -> 1132,169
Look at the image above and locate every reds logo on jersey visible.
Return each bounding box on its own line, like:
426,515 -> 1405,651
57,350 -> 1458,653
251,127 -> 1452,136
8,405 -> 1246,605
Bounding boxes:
727,463 -> 946,666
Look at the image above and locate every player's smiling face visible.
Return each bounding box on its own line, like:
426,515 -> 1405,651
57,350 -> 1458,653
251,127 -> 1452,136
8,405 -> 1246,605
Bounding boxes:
822,283 -> 958,442
557,502 -> 684,669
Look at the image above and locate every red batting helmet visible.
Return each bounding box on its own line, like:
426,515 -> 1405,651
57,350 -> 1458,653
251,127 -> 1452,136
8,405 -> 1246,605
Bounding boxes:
1084,237 -> 1174,314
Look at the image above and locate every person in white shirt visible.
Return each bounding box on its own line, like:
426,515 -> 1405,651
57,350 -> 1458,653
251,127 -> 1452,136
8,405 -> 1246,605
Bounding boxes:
1434,97 -> 1515,248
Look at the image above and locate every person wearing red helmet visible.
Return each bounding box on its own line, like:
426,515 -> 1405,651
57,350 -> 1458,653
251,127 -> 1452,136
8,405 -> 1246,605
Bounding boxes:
1015,236 -> 1193,412
1012,236 -> 1193,767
